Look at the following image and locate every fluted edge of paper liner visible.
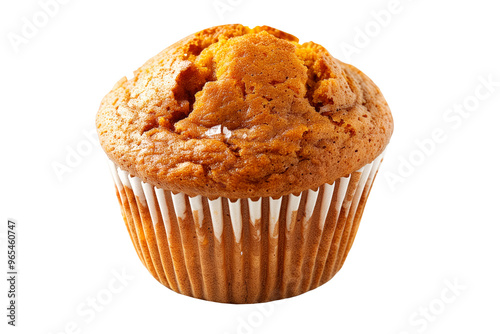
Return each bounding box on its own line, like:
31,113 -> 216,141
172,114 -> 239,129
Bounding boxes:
107,152 -> 384,303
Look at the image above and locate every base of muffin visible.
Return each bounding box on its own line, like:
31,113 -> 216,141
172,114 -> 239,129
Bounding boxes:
107,153 -> 384,303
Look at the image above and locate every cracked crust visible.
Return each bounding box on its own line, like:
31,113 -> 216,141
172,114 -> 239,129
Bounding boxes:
96,24 -> 393,199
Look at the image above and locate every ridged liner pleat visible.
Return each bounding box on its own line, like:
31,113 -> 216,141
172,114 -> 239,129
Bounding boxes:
108,153 -> 384,303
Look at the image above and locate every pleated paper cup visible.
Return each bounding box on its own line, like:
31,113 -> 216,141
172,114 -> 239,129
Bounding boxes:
107,153 -> 384,303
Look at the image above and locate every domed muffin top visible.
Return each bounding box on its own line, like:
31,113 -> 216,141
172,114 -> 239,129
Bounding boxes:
96,24 -> 393,199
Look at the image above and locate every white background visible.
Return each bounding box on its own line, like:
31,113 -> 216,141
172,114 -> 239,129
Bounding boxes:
1,0 -> 499,333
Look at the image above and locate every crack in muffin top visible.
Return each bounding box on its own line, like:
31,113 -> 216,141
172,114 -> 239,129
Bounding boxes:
96,24 -> 393,199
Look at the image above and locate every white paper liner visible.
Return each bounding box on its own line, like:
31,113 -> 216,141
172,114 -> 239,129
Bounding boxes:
107,152 -> 384,303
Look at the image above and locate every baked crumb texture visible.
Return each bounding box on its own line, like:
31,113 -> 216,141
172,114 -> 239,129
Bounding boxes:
97,24 -> 393,199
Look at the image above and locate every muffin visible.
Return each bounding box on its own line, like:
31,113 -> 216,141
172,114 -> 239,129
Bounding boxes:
96,24 -> 393,303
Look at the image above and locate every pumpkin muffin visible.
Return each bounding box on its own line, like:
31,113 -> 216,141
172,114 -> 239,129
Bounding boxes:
96,24 -> 393,303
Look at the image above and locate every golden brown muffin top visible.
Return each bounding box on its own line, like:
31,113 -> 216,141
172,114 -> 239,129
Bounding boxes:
96,24 -> 393,199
